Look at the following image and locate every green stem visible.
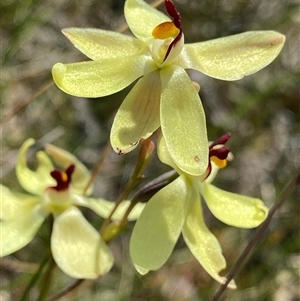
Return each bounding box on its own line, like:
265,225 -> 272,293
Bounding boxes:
37,256 -> 56,301
119,170 -> 178,227
46,280 -> 85,301
100,170 -> 140,235
100,138 -> 154,236
83,141 -> 111,196
17,254 -> 50,301
211,167 -> 300,301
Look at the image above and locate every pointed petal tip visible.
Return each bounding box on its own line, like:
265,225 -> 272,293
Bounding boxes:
134,264 -> 150,275
21,138 -> 35,150
215,273 -> 237,289
226,278 -> 237,290
202,183 -> 269,228
44,143 -> 63,163
182,30 -> 286,81
255,202 -> 269,223
61,28 -> 70,35
272,31 -> 285,44
110,139 -> 138,155
52,63 -> 66,82
61,28 -> 68,36
52,63 -> 69,93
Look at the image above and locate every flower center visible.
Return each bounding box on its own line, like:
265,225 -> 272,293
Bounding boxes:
43,164 -> 76,215
49,164 -> 75,191
151,0 -> 183,66
204,133 -> 231,180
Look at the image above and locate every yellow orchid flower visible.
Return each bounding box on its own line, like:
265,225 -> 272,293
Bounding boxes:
130,133 -> 268,288
52,0 -> 285,176
0,139 -> 144,279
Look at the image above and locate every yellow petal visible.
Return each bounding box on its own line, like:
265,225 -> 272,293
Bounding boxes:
52,55 -> 156,98
74,196 -> 145,221
160,65 -> 208,176
179,31 -> 285,80
110,71 -> 161,154
62,28 -> 147,60
205,161 -> 220,184
0,184 -> 40,219
125,0 -> 170,43
16,138 -> 55,195
130,176 -> 191,273
182,196 -> 236,289
157,134 -> 181,173
201,183 -> 268,228
0,205 -> 45,257
45,144 -> 92,196
51,207 -> 113,278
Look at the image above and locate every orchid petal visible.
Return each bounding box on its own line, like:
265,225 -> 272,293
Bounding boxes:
205,161 -> 220,184
130,176 -> 190,274
160,65 -> 208,176
179,31 -> 285,80
45,143 -> 92,195
73,196 -> 145,221
52,55 -> 156,98
112,201 -> 145,221
0,205 -> 46,257
62,28 -> 147,61
125,0 -> 170,43
157,134 -> 181,173
110,71 -> 161,154
0,185 -> 40,219
16,138 -> 55,196
51,207 -> 113,279
201,183 -> 268,228
182,196 -> 236,289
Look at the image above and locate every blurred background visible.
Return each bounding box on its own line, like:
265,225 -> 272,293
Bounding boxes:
1,0 -> 299,300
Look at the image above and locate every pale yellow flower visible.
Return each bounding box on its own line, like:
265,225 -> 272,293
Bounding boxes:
130,133 -> 268,288
0,139 -> 143,279
52,0 -> 285,176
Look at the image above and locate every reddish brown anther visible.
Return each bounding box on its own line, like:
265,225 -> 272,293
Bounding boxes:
162,0 -> 183,62
165,0 -> 182,29
209,132 -> 231,161
203,133 -> 231,180
50,164 -> 75,191
209,146 -> 230,161
210,132 -> 231,149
